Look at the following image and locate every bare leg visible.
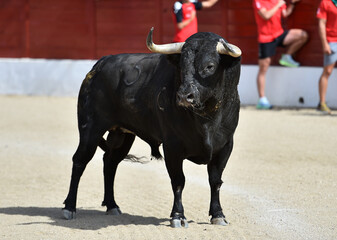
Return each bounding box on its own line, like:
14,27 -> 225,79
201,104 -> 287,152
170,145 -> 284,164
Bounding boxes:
257,57 -> 271,98
319,63 -> 334,103
283,29 -> 308,55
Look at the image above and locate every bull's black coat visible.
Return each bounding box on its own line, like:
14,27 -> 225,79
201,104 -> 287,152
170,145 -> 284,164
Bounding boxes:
63,30 -> 241,227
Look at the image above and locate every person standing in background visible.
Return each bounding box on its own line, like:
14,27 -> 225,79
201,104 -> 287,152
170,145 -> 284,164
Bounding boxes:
173,0 -> 219,43
253,0 -> 308,109
316,0 -> 337,115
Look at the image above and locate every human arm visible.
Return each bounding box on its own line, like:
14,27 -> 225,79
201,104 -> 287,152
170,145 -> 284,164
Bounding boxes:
201,0 -> 219,8
176,10 -> 196,30
318,18 -> 331,55
282,0 -> 300,18
257,0 -> 286,20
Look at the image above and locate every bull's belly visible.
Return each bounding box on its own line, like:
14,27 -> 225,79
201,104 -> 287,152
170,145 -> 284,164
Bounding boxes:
187,156 -> 211,165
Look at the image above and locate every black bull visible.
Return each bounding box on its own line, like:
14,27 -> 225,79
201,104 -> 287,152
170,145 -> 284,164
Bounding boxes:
63,28 -> 242,228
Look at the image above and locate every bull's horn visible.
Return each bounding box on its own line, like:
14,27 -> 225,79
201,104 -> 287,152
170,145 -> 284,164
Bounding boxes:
146,27 -> 185,54
216,39 -> 242,57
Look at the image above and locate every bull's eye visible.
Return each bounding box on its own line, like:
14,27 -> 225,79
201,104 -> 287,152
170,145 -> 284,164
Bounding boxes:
206,64 -> 215,72
199,62 -> 216,78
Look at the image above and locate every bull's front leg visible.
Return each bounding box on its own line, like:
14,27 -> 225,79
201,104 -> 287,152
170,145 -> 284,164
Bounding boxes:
207,138 -> 234,226
164,149 -> 188,228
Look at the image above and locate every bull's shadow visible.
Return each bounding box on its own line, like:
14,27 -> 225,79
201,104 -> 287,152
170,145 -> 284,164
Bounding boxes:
0,207 -> 169,230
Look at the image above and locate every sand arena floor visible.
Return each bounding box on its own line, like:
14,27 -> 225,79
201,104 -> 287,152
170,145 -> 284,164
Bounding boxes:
0,95 -> 336,239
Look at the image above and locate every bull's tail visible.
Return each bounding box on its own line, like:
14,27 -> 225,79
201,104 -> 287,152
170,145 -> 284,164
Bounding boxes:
98,138 -> 146,162
99,138 -> 163,161
125,151 -> 163,163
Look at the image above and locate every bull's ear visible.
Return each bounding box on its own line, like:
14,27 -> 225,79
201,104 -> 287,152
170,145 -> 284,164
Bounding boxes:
166,54 -> 181,66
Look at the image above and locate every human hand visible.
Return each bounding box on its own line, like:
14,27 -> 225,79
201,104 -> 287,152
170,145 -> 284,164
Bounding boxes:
277,0 -> 286,8
323,42 -> 332,55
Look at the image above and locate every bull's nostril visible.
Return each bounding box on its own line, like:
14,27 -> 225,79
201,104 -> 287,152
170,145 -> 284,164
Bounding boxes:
186,93 -> 194,103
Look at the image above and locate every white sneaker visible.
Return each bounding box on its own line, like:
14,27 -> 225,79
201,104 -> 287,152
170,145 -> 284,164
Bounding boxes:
256,97 -> 272,109
279,54 -> 300,67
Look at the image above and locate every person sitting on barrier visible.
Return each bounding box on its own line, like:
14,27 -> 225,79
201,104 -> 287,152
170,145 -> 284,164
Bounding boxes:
252,0 -> 308,109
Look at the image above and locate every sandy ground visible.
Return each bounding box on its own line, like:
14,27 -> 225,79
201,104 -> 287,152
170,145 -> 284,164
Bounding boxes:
0,95 -> 336,240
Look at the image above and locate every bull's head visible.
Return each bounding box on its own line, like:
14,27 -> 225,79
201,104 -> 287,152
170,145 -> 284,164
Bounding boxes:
147,27 -> 241,114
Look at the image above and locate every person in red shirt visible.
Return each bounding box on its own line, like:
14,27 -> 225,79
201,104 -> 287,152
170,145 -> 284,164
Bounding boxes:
173,0 -> 218,43
253,0 -> 308,109
316,0 -> 337,114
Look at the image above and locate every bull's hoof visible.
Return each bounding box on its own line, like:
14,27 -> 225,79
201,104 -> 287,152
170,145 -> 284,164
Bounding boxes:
211,217 -> 229,226
170,218 -> 189,228
106,207 -> 122,215
62,208 -> 76,220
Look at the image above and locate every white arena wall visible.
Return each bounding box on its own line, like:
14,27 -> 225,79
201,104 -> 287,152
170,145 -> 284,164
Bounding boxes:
0,58 -> 336,108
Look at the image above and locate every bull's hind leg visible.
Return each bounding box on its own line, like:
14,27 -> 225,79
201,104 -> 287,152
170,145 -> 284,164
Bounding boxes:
101,129 -> 135,215
207,138 -> 233,226
62,126 -> 106,220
